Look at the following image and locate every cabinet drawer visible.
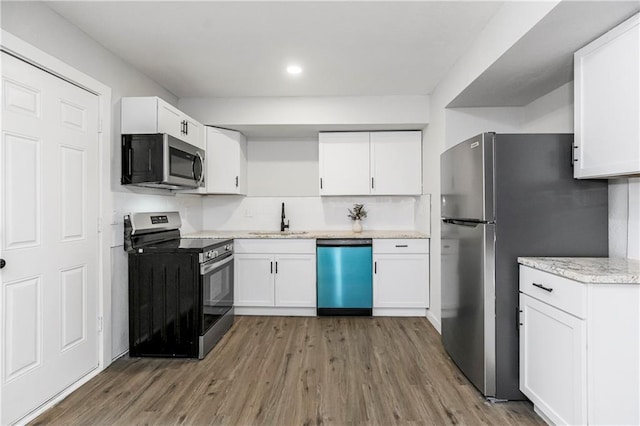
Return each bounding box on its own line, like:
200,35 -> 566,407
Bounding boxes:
234,238 -> 316,254
373,239 -> 429,254
519,266 -> 587,319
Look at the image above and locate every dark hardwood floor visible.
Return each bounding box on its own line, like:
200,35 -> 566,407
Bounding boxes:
32,316 -> 543,425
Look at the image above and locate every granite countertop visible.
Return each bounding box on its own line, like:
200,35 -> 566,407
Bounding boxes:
518,257 -> 640,284
183,230 -> 429,240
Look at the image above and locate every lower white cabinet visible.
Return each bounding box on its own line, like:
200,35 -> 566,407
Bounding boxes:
519,293 -> 587,425
373,239 -> 429,316
519,265 -> 640,426
234,239 -> 316,315
273,255 -> 316,307
235,254 -> 274,306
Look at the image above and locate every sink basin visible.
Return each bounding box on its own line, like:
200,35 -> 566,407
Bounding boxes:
248,231 -> 308,236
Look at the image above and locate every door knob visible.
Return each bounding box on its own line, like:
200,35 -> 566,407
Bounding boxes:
0,259 -> 5,269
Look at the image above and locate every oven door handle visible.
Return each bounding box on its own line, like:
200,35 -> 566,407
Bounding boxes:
201,254 -> 233,275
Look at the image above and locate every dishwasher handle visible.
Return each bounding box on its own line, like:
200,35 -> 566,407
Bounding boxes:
317,239 -> 372,247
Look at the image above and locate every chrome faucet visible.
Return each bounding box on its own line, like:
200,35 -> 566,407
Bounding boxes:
280,202 -> 289,232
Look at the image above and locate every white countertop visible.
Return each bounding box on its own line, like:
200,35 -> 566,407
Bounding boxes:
518,257 -> 640,284
183,230 -> 429,240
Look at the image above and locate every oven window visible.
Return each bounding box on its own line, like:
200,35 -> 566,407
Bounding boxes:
202,258 -> 233,333
170,147 -> 195,180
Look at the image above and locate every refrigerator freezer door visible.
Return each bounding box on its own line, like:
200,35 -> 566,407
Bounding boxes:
441,133 -> 494,222
441,219 -> 496,397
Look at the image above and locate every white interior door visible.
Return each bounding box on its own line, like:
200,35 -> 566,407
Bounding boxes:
1,52 -> 100,425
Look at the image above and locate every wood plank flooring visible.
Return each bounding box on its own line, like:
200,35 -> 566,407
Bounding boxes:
32,316 -> 543,425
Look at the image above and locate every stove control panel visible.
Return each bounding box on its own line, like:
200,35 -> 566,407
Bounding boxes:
201,243 -> 233,263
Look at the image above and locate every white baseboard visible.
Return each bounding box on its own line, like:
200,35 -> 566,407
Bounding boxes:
373,308 -> 427,317
426,309 -> 441,334
235,307 -> 316,316
15,367 -> 102,425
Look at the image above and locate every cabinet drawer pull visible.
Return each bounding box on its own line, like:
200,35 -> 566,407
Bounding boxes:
532,282 -> 553,292
395,244 -> 408,248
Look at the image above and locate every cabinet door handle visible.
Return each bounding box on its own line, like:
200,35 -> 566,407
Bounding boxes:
371,177 -> 374,189
270,261 -> 273,274
532,282 -> 553,292
235,176 -> 239,187
275,261 -> 278,274
127,147 -> 133,176
374,261 -> 377,274
320,178 -> 323,189
185,121 -> 188,135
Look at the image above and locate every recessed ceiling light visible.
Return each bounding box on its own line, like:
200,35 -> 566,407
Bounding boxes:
286,65 -> 302,75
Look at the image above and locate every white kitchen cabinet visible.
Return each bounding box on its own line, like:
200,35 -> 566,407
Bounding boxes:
318,131 -> 422,196
121,96 -> 204,149
519,265 -> 640,425
204,126 -> 247,194
373,239 -> 429,316
574,13 -> 639,178
234,239 -> 316,315
519,293 -> 587,425
370,132 -> 422,195
318,132 -> 370,195
273,255 -> 316,307
235,254 -> 274,306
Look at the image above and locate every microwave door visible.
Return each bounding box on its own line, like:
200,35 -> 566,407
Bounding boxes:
164,135 -> 204,188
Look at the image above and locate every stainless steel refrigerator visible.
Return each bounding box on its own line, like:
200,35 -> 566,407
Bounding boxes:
440,133 -> 608,400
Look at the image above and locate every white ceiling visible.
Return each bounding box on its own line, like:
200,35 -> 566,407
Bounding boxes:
46,1 -> 504,98
45,1 -> 639,108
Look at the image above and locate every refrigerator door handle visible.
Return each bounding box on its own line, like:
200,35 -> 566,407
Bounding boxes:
443,218 -> 482,227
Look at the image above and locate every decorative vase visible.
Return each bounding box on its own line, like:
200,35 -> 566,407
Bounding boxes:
352,219 -> 363,233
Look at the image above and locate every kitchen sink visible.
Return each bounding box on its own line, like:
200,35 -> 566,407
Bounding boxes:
248,231 -> 309,236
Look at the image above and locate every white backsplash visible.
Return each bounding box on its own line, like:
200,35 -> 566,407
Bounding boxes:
202,195 -> 430,232
110,191 -> 204,247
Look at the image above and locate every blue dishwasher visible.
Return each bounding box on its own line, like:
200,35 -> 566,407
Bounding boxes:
316,239 -> 372,316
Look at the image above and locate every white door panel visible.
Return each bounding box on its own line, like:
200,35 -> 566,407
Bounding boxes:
3,133 -> 41,249
60,265 -> 87,351
3,276 -> 42,381
1,53 -> 100,425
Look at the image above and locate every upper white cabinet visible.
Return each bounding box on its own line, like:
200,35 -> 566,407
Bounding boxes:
319,131 -> 422,196
319,132 -> 370,195
370,132 -> 423,195
574,14 -> 639,178
204,126 -> 247,194
121,96 -> 204,149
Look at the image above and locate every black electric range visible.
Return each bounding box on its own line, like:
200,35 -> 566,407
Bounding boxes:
124,212 -> 234,359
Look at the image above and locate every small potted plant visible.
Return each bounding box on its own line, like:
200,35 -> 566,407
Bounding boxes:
347,203 -> 367,233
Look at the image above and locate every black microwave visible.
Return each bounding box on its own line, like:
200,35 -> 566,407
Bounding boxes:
122,133 -> 205,189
